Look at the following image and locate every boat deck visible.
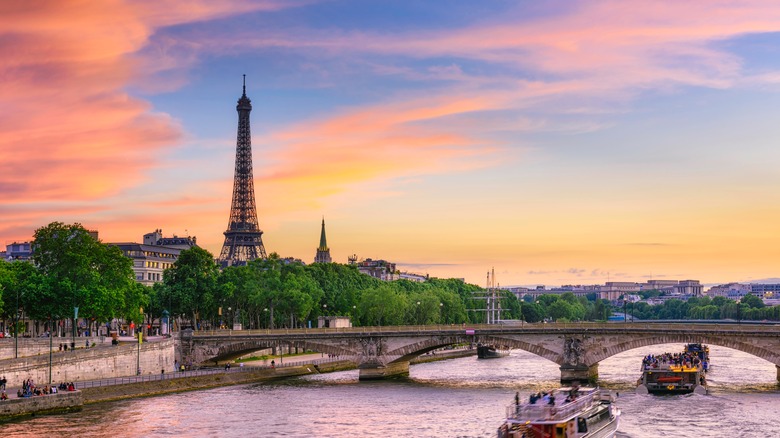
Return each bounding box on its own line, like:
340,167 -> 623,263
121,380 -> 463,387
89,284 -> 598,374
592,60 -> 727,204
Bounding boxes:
504,387 -> 611,424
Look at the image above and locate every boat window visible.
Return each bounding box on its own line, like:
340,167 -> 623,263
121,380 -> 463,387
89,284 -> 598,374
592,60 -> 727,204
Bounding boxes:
556,426 -> 565,438
578,418 -> 588,433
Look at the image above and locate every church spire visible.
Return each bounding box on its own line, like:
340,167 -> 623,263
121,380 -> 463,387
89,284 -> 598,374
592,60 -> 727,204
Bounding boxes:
314,217 -> 332,263
318,217 -> 328,251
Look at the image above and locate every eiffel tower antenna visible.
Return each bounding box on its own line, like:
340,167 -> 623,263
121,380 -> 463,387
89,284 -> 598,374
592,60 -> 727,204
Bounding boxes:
218,75 -> 267,266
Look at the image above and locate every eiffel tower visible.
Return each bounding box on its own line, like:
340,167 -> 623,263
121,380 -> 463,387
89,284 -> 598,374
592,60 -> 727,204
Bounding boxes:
218,75 -> 267,266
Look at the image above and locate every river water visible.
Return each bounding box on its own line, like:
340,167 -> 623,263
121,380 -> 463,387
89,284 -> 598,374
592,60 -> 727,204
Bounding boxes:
4,344 -> 779,437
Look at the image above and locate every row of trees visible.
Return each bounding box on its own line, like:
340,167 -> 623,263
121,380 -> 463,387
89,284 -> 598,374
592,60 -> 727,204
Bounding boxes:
0,222 -> 147,336
6,222 -> 778,336
624,294 -> 778,321
154,247 -> 617,329
4,222 -> 620,335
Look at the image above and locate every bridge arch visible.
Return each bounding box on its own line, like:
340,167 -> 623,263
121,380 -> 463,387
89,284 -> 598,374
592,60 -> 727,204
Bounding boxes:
586,334 -> 780,367
202,340 -> 355,364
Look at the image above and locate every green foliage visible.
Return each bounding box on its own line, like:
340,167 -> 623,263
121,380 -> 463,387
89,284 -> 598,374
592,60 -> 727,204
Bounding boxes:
161,246 -> 219,328
32,222 -> 135,322
740,294 -> 765,309
18,222 -> 780,330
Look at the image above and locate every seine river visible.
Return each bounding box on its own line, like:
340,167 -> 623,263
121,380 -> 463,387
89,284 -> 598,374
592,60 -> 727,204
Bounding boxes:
4,343 -> 779,437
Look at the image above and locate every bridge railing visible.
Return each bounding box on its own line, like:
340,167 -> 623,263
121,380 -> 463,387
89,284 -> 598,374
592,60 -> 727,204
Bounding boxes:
189,321 -> 780,337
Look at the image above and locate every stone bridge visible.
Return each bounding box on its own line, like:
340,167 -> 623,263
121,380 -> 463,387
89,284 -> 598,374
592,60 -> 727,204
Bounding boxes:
179,322 -> 780,382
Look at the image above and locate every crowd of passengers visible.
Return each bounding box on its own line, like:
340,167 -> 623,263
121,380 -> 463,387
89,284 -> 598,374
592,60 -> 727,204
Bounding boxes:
642,352 -> 707,371
9,379 -> 76,398
524,386 -> 582,407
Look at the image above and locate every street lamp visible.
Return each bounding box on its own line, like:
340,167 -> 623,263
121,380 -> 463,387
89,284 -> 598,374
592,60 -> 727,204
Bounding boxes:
73,306 -> 79,351
48,316 -> 53,384
623,299 -> 627,323
228,307 -> 232,330
264,308 -> 269,329
14,289 -> 23,359
137,306 -> 143,375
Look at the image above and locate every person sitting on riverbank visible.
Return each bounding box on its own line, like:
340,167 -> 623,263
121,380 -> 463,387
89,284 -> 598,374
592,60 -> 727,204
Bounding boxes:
1,391 -> 7,400
67,382 -> 75,391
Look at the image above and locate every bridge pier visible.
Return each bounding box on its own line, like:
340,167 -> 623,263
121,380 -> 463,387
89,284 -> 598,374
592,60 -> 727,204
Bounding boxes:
776,365 -> 780,382
358,361 -> 410,381
559,363 -> 598,384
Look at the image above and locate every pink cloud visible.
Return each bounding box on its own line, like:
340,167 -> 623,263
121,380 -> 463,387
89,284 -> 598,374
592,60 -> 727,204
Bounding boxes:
252,93 -> 505,215
0,1 -> 300,242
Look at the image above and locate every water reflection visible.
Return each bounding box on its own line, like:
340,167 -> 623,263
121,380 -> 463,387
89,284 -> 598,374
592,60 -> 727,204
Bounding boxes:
2,343 -> 779,437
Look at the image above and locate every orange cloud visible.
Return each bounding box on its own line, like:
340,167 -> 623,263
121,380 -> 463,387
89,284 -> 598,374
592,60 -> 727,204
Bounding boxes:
0,0 -> 299,242
253,93 -> 505,216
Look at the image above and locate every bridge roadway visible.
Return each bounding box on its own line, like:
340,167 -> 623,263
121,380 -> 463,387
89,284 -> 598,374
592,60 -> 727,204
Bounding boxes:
181,322 -> 780,382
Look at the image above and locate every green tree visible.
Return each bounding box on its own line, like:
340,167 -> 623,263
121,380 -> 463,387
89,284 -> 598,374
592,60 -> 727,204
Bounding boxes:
32,222 -> 135,328
521,301 -> 544,323
358,284 -> 406,326
0,261 -> 46,334
548,300 -> 575,321
162,246 -> 219,329
740,294 -> 765,309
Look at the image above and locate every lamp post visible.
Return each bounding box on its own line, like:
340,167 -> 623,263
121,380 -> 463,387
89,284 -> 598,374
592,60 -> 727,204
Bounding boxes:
535,300 -> 541,323
72,306 -> 78,351
623,299 -> 627,323
48,316 -> 53,384
228,307 -> 232,330
416,301 -> 421,325
264,308 -> 269,329
14,289 -> 21,359
520,300 -> 524,328
137,306 -> 143,375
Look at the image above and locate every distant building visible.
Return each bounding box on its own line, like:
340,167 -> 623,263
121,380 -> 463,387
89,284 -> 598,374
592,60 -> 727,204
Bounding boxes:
313,218 -> 332,264
110,229 -> 198,286
2,241 -> 32,261
750,283 -> 780,298
398,272 -> 428,282
676,280 -> 703,296
349,255 -> 397,281
143,229 -> 197,249
707,283 -> 751,299
641,280 -> 678,294
598,282 -> 642,301
317,316 -> 352,328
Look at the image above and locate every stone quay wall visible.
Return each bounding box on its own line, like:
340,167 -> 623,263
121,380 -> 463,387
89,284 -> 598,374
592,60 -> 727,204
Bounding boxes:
0,337 -> 105,361
0,339 -> 175,387
0,391 -> 83,421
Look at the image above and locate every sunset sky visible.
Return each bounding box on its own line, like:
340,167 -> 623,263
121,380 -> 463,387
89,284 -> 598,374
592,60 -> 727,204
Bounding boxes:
2,1 -> 780,287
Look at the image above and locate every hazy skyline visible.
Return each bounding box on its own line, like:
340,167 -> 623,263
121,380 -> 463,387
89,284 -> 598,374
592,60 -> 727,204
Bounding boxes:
2,1 -> 780,287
